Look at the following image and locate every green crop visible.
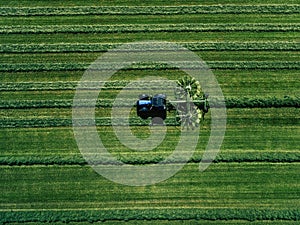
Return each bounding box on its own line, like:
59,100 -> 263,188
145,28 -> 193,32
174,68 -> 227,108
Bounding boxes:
0,208 -> 299,224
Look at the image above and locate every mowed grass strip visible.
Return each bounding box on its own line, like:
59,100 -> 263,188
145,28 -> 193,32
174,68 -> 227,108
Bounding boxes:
0,163 -> 299,210
0,108 -> 298,165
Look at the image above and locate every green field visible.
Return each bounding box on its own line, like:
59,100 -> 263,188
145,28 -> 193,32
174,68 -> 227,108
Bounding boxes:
0,0 -> 299,224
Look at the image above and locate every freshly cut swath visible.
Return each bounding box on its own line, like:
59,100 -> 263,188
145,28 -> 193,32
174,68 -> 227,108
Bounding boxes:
1,5 -> 299,16
1,61 -> 300,72
1,23 -> 300,34
1,42 -> 299,53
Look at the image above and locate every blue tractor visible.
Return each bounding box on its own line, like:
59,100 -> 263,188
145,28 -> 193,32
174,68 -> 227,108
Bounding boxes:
136,94 -> 167,121
136,76 -> 210,128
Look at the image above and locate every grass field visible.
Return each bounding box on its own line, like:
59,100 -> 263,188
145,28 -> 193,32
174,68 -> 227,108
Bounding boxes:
0,0 -> 299,224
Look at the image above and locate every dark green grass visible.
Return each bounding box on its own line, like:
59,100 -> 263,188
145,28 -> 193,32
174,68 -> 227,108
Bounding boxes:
5,221 -> 300,225
1,208 -> 300,224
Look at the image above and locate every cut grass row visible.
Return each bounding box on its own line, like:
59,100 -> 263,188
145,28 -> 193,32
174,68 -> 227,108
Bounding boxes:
1,5 -> 300,16
1,14 -> 300,26
1,151 -> 300,166
1,42 -> 300,53
0,163 -> 299,210
1,23 -> 300,34
2,0 -> 300,7
1,61 -> 300,72
2,32 -> 298,44
1,52 -> 299,65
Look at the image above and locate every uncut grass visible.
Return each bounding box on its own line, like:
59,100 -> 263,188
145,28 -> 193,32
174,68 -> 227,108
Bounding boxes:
2,14 -> 300,26
0,163 -> 299,210
1,32 -> 299,44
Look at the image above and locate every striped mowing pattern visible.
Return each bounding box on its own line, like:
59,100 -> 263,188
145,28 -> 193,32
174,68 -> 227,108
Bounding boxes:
0,1 -> 299,224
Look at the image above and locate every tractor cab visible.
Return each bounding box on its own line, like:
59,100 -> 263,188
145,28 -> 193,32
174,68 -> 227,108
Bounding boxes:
136,94 -> 167,121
